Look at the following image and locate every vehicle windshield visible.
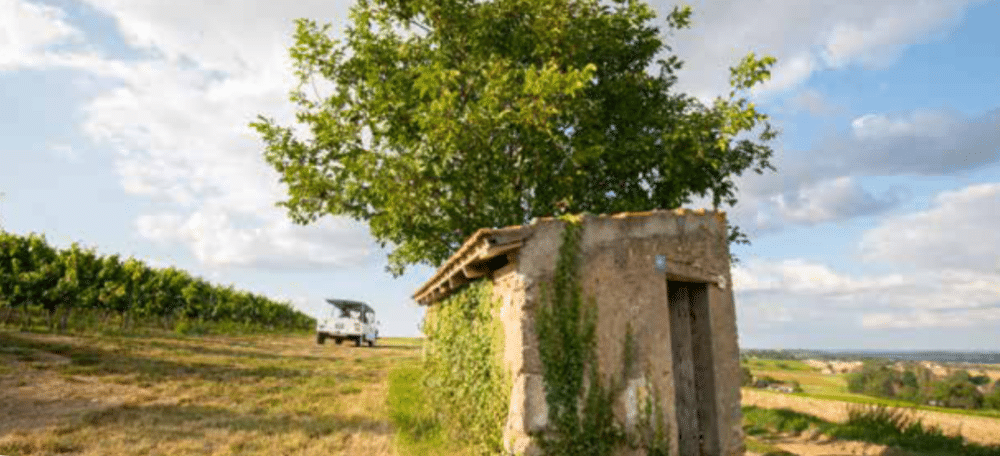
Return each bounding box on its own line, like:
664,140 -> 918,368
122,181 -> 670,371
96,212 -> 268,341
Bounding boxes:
326,300 -> 373,323
331,308 -> 370,323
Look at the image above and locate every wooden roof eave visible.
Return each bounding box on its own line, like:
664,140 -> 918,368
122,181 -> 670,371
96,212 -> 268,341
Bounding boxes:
413,237 -> 525,306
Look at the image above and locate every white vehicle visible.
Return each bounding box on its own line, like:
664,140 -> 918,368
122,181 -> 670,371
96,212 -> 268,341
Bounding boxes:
316,299 -> 379,347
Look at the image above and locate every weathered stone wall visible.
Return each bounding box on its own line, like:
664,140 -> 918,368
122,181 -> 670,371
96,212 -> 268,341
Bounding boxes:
493,261 -> 538,455
498,211 -> 743,455
498,220 -> 565,456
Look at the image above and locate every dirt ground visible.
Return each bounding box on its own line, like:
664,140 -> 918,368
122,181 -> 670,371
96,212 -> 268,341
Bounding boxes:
0,331 -> 420,456
748,441 -> 899,456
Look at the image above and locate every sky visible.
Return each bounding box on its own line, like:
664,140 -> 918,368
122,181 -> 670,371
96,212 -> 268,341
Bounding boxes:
1,0 -> 997,349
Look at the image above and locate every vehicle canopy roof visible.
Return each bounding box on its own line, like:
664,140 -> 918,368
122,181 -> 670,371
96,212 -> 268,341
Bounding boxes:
325,299 -> 375,316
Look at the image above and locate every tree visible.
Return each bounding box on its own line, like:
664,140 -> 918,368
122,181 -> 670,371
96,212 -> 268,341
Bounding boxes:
121,258 -> 154,329
946,378 -> 983,410
928,376 -> 984,410
847,360 -> 897,398
846,372 -> 865,394
97,254 -> 128,324
969,374 -> 991,386
253,0 -> 778,275
986,380 -> 1000,409
740,366 -> 753,387
19,234 -> 64,329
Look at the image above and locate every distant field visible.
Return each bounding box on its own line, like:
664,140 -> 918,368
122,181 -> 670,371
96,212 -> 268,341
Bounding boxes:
743,358 -> 815,372
0,330 -> 425,456
743,360 -> 1000,419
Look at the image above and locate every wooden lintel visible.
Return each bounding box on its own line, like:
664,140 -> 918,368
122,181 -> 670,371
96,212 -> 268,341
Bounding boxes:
462,264 -> 490,279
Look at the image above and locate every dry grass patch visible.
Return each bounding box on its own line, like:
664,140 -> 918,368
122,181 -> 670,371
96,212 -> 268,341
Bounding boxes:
0,330 -> 421,455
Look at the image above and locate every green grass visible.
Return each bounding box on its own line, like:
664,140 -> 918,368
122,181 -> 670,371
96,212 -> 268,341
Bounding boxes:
743,406 -> 828,435
386,365 -> 472,456
743,404 -> 1000,456
380,337 -> 424,347
744,436 -> 795,456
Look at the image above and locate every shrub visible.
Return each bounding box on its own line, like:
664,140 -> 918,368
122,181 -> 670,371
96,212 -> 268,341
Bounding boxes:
970,375 -> 991,386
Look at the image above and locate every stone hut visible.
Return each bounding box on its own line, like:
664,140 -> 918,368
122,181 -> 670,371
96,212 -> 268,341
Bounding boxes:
413,209 -> 744,456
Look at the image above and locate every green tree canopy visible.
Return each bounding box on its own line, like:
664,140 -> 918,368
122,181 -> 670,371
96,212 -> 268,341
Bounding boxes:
253,0 -> 778,275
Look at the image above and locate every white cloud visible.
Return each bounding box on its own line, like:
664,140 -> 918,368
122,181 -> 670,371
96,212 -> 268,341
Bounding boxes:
850,110 -> 958,140
772,176 -> 905,225
820,2 -> 966,69
784,88 -> 841,116
732,259 -> 908,295
75,0 -> 353,75
7,0 -> 371,270
861,183 -> 1000,273
756,53 -> 817,95
735,258 -> 1000,329
136,210 -> 371,269
862,307 -> 1000,329
737,181 -> 1000,330
746,301 -> 793,324
47,142 -> 77,161
724,173 -> 906,236
0,0 -> 80,70
726,105 -> 999,236
659,0 -> 981,99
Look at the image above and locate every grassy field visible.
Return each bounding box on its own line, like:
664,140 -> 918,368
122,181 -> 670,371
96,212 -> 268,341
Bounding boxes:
0,330 -> 427,456
6,330 -> 998,456
743,359 -> 1000,419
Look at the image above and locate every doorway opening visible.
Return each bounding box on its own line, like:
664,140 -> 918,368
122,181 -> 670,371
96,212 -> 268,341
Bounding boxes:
668,281 -> 720,455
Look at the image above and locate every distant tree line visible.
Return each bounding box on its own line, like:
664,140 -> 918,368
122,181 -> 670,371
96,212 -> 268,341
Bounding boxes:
847,360 -> 1000,410
741,348 -> 1000,365
741,349 -> 801,361
0,231 -> 315,333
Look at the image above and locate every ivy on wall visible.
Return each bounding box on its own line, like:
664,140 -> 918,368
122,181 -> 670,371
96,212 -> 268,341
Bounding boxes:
535,215 -> 673,456
421,280 -> 510,455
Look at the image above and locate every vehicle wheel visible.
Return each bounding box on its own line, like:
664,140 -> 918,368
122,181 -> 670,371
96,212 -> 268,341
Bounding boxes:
355,337 -> 362,347
316,333 -> 326,345
367,338 -> 375,347
335,338 -> 343,345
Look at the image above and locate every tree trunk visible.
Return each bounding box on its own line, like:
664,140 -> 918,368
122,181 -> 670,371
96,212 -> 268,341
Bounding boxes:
59,307 -> 70,333
21,306 -> 30,331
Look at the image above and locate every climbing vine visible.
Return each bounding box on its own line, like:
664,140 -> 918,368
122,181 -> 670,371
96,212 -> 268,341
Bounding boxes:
535,216 -> 674,456
535,216 -> 621,455
421,280 -> 510,455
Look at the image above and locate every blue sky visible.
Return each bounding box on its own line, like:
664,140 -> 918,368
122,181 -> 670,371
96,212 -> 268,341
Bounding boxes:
2,0 -> 997,349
